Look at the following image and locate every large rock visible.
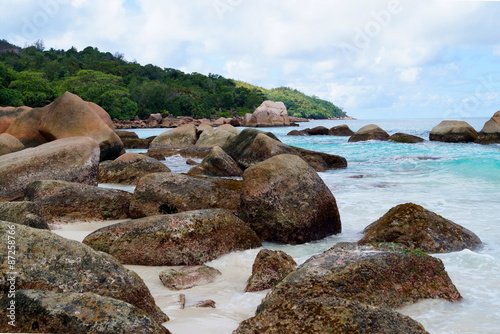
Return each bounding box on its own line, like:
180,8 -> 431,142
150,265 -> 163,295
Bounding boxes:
429,120 -> 478,143
259,243 -> 461,311
222,129 -> 295,169
130,173 -> 242,217
6,92 -> 123,160
195,123 -> 240,147
4,106 -> 46,147
0,133 -> 24,156
0,290 -> 170,334
24,180 -> 132,222
149,124 -> 198,150
222,128 -> 347,172
477,110 -> 500,144
0,106 -> 31,133
245,249 -> 297,292
0,137 -> 100,201
87,101 -> 115,130
348,124 -> 390,142
188,146 -> 243,177
0,222 -> 168,323
358,203 -> 482,253
159,265 -> 222,290
0,201 -> 48,229
83,209 -> 261,266
389,132 -> 425,143
99,152 -> 171,184
329,124 -> 355,136
234,297 -> 428,334
239,154 -> 342,244
242,100 -> 291,127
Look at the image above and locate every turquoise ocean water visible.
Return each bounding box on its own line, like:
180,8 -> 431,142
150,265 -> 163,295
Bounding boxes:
129,118 -> 499,333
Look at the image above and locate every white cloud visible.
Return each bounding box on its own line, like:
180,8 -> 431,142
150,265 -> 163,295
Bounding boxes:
2,0 -> 500,118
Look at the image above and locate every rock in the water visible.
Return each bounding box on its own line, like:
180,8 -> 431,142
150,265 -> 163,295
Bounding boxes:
259,243 -> 461,310
0,290 -> 170,334
306,126 -> 330,135
188,146 -> 243,177
0,201 -> 48,229
358,203 -> 482,253
130,172 -> 242,217
389,132 -> 425,143
222,128 -> 347,172
99,152 -> 171,184
245,249 -> 296,292
149,124 -> 198,150
286,129 -> 308,136
0,222 -> 168,323
117,130 -> 154,149
24,180 -> 132,222
222,129 -> 295,169
429,120 -> 478,143
348,124 -> 390,142
83,209 -> 261,266
159,265 -> 222,290
0,133 -> 24,156
195,124 -> 240,148
234,297 -> 429,334
0,137 -> 100,201
328,124 -> 355,136
239,154 -> 342,244
242,100 -> 290,127
477,110 -> 500,144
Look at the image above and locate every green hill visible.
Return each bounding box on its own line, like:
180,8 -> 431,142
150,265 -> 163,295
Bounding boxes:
0,40 -> 346,120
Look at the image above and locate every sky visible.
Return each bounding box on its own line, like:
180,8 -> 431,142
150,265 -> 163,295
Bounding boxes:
1,0 -> 500,119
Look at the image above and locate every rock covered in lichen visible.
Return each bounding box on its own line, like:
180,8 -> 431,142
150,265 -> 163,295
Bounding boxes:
83,209 -> 261,266
358,203 -> 482,253
0,290 -> 170,334
245,249 -> 296,292
159,265 -> 222,290
0,222 -> 168,323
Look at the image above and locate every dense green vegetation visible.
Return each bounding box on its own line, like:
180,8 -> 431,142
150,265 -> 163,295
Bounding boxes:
0,39 -> 346,120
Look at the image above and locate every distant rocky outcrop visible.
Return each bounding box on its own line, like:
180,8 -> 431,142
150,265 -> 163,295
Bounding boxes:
0,137 -> 100,201
477,111 -> 500,144
129,173 -> 242,217
5,92 -> 123,160
83,209 -> 261,266
429,120 -> 478,143
239,154 -> 342,244
358,203 -> 482,253
159,265 -> 222,290
99,152 -> 171,184
348,124 -> 390,142
245,249 -> 297,292
0,222 -> 168,323
24,180 -> 132,223
242,101 -> 291,127
0,290 -> 170,334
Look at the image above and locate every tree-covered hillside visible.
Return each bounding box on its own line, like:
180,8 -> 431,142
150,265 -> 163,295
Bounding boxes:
0,39 -> 346,120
